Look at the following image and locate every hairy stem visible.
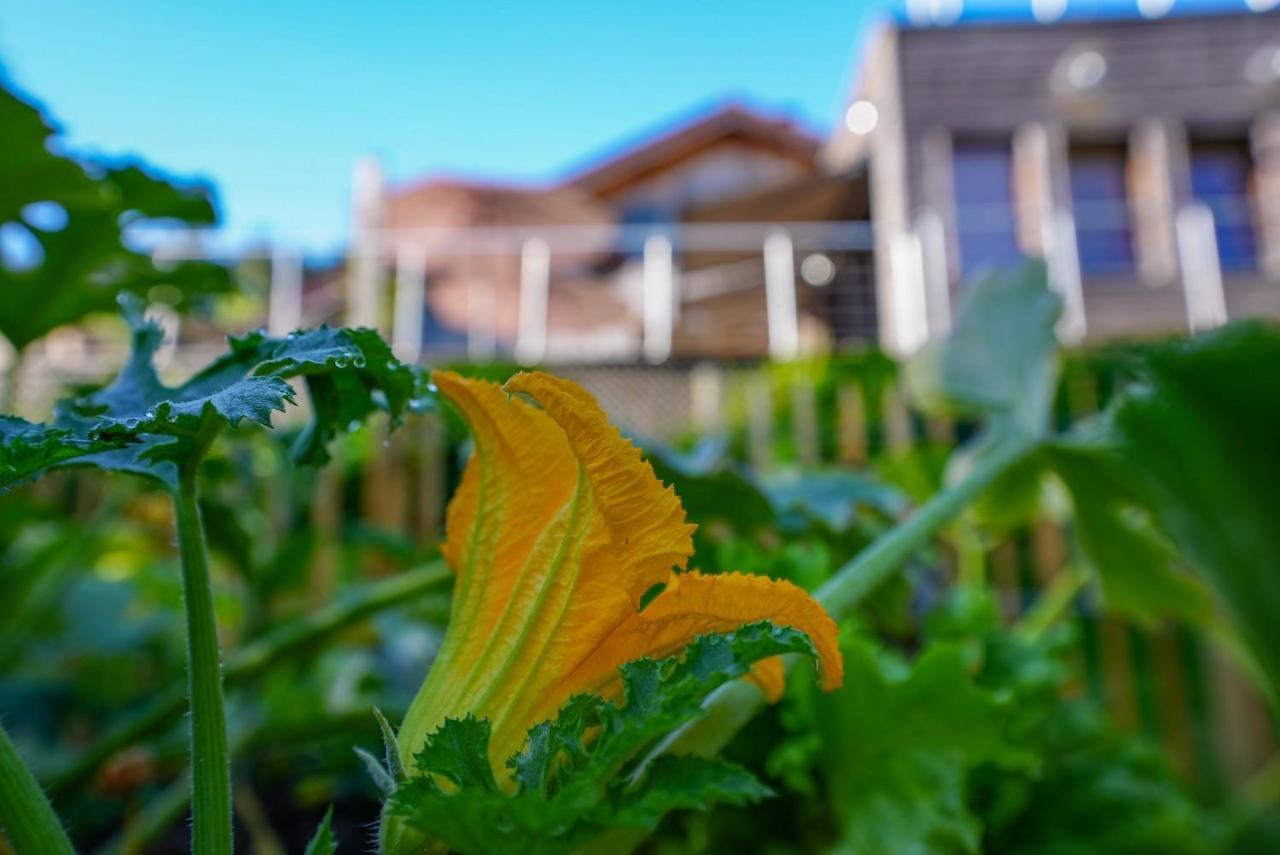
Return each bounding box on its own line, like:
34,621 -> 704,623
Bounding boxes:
47,562 -> 451,796
0,720 -> 75,855
175,476 -> 233,855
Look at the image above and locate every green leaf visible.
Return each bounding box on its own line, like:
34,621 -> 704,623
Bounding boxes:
303,806 -> 337,855
644,440 -> 777,534
759,470 -> 909,533
1045,440 -> 1215,628
802,636 -> 1030,855
606,755 -> 771,829
0,416 -> 125,493
1073,321 -> 1280,699
10,296 -> 426,489
0,83 -> 230,352
386,622 -> 818,854
904,262 -> 1061,444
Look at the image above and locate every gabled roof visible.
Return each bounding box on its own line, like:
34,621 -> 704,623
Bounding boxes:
386,176 -> 612,228
563,103 -> 821,199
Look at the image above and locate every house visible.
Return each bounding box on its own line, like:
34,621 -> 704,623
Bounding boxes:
827,7 -> 1280,352
346,103 -> 848,362
330,6 -> 1280,364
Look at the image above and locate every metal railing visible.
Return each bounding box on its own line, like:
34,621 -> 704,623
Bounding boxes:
131,197 -> 1266,365
148,221 -> 879,366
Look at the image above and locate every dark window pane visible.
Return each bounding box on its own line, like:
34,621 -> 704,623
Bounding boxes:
1070,148 -> 1135,276
1190,143 -> 1257,273
953,140 -> 1022,280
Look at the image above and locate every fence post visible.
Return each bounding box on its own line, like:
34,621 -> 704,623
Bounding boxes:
310,466 -> 341,606
642,234 -> 675,364
837,382 -> 869,466
916,210 -> 952,336
515,238 -> 551,365
268,246 -> 303,336
393,244 -> 427,363
689,362 -> 725,438
467,268 -> 498,362
348,156 -> 386,331
1044,209 -> 1088,344
745,370 -> 774,473
882,380 -> 914,454
887,229 -> 930,356
763,229 -> 800,361
1176,203 -> 1228,332
413,412 -> 446,543
791,378 -> 820,468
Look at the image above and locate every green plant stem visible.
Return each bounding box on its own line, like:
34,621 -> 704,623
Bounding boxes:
953,523 -> 988,588
643,436 -> 1037,763
174,476 -> 233,855
0,720 -> 75,855
47,561 -> 451,796
815,439 -> 1035,617
1016,564 -> 1088,641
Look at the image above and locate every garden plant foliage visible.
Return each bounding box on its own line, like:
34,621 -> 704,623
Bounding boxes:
386,623 -> 818,854
0,85 -> 230,354
0,295 -> 424,493
2,182 -> 1280,855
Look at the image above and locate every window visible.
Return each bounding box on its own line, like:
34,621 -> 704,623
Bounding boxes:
1189,140 -> 1257,272
1069,144 -> 1135,276
952,139 -> 1022,279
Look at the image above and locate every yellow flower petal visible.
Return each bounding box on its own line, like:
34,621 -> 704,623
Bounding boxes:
519,570 -> 843,726
398,370 -> 841,772
746,657 -> 788,703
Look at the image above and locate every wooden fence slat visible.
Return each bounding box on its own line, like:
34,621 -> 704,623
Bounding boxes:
745,371 -> 774,473
1099,616 -> 1140,732
836,382 -> 868,466
791,380 -> 820,469
309,465 -> 341,607
1207,645 -> 1277,785
883,382 -> 914,454
412,412 -> 446,545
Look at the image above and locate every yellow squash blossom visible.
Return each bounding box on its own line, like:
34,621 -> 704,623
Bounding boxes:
397,370 -> 843,773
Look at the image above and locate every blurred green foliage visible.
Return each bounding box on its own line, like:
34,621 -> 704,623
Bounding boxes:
0,83 -> 231,355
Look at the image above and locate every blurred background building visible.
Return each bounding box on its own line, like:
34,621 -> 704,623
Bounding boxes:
261,5 -> 1279,367
829,8 -> 1280,351
12,3 -> 1280,382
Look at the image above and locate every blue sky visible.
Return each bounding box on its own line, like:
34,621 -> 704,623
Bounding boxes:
0,0 -> 1264,248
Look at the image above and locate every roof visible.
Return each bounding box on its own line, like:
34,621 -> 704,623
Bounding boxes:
386,176 -> 613,229
562,103 -> 821,199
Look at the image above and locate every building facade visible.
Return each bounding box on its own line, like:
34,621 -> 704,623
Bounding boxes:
325,8 -> 1280,364
827,10 -> 1280,352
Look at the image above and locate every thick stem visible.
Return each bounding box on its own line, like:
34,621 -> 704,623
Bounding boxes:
0,720 -> 75,855
814,439 -> 1034,617
174,478 -> 233,855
